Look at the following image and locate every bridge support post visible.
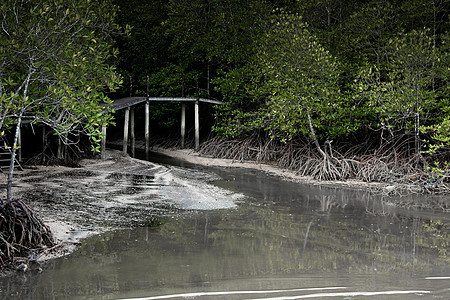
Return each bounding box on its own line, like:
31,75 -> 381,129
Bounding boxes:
130,107 -> 135,158
195,100 -> 199,151
123,107 -> 130,155
101,126 -> 106,160
145,76 -> 150,159
195,76 -> 200,151
181,103 -> 186,148
145,101 -> 150,159
42,127 -> 46,164
17,126 -> 22,162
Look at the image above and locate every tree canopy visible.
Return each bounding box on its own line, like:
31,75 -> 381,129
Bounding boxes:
113,0 -> 449,159
1,0 -> 124,201
3,0 -> 445,175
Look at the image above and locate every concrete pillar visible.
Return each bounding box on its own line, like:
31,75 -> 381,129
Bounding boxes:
145,101 -> 150,159
181,103 -> 186,148
195,100 -> 199,151
130,107 -> 135,158
123,107 -> 130,155
195,76 -> 200,151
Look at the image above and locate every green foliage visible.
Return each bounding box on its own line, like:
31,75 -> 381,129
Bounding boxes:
114,0 -> 272,136
421,219 -> 448,257
212,63 -> 267,137
163,0 -> 270,68
0,0 -> 123,151
424,161 -> 449,180
421,116 -> 450,154
355,28 -> 447,154
113,0 -> 450,164
254,11 -> 354,142
420,31 -> 450,153
211,10 -> 361,142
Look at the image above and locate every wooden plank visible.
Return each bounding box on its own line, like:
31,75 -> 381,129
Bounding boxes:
0,136 -> 23,171
98,94 -> 224,153
148,97 -> 197,102
102,96 -> 223,112
146,76 -> 150,160
198,98 -> 224,105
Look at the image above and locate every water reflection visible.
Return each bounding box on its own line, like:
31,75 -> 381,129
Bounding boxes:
5,205 -> 449,298
1,164 -> 449,299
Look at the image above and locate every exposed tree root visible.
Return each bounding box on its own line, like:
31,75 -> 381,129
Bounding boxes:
0,199 -> 54,270
200,136 -> 450,197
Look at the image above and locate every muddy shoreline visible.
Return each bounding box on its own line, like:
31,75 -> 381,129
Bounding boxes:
1,146 -> 448,274
1,150 -> 172,267
150,146 -> 449,204
1,148 -> 244,270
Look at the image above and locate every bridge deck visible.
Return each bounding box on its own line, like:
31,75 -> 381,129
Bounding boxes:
106,96 -> 223,111
101,95 -> 223,159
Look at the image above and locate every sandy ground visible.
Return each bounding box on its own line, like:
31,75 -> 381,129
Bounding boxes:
1,149 -> 244,263
2,150 -> 167,261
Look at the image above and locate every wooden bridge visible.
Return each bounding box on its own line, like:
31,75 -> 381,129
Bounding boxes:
101,95 -> 223,159
1,78 -> 221,167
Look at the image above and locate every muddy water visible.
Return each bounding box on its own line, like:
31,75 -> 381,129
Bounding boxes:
1,153 -> 449,299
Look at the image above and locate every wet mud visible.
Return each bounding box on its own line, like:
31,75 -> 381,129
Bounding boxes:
0,150 -> 242,265
0,154 -> 449,299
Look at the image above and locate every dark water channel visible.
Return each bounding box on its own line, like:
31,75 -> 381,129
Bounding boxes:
1,152 -> 449,299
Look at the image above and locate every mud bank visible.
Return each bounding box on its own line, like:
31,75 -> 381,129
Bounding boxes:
0,149 -> 243,265
147,145 -> 449,210
1,145 -> 447,268
150,147 -> 407,190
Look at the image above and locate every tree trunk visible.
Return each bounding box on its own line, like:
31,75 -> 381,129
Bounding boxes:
415,84 -> 421,159
207,60 -> 211,97
305,103 -> 327,160
6,115 -> 22,203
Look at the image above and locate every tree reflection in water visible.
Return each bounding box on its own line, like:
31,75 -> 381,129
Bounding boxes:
0,168 -> 448,299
